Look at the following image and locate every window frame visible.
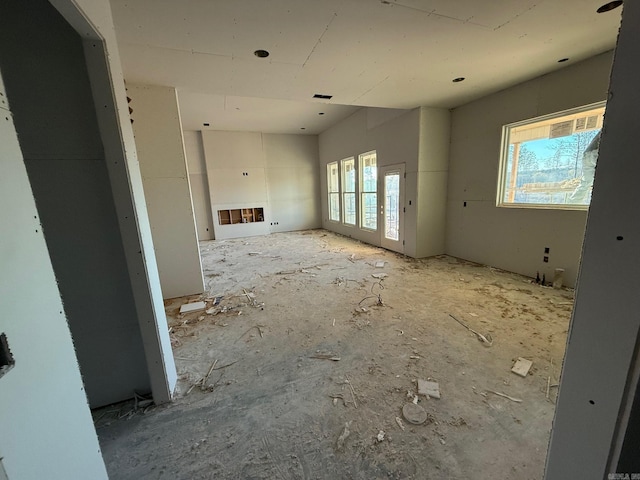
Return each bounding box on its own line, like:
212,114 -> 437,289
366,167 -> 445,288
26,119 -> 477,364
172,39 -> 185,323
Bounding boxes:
341,157 -> 356,226
327,161 -> 340,223
496,101 -> 606,211
359,150 -> 377,231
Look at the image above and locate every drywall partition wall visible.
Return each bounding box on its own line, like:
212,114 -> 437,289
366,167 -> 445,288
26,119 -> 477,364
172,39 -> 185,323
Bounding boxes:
0,69 -> 108,479
263,134 -> 321,233
129,84 -> 205,299
545,4 -> 640,477
50,0 -> 177,405
184,130 -> 215,240
416,107 -> 451,258
203,131 -> 270,239
0,0 -> 151,407
319,106 -> 450,258
446,51 -> 613,287
202,130 -> 321,239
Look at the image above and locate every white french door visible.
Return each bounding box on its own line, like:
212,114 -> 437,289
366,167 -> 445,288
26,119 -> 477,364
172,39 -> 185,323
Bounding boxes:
379,164 -> 405,253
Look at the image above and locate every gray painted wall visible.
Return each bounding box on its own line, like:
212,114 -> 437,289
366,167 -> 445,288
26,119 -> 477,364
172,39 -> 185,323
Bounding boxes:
447,51 -> 614,287
319,106 -> 449,257
129,84 -> 205,299
184,130 -> 215,240
0,53 -> 108,480
0,0 -> 150,407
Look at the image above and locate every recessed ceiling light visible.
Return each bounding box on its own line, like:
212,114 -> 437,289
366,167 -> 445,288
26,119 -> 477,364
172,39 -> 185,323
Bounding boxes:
452,77 -> 465,83
558,58 -> 569,63
203,122 -> 210,126
254,49 -> 270,58
313,94 -> 333,100
318,112 -> 325,115
597,1 -> 623,13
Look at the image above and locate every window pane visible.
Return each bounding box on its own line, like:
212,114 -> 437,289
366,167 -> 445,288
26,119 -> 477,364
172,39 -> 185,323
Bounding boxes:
342,158 -> 355,193
343,192 -> 356,225
329,193 -> 340,222
327,162 -> 340,222
499,103 -> 605,209
361,192 -> 377,230
327,162 -> 339,193
359,151 -> 377,230
385,174 -> 400,240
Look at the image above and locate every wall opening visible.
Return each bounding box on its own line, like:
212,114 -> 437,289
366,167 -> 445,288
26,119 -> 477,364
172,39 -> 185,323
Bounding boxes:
0,0 -> 150,407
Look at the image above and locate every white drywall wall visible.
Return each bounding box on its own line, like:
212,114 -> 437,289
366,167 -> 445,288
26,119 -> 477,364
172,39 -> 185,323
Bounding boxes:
545,4 -> 640,477
203,131 -> 270,240
0,70 -> 108,479
202,130 -> 321,239
0,0 -> 151,407
319,106 -> 448,258
416,107 -> 451,258
447,51 -> 613,287
184,130 -> 214,240
51,0 -> 177,404
263,134 -> 321,233
129,84 -> 205,299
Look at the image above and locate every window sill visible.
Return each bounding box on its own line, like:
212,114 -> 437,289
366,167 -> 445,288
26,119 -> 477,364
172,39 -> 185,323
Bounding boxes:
497,202 -> 589,212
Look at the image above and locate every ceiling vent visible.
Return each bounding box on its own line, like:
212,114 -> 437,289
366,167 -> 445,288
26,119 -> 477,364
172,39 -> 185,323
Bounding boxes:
313,94 -> 333,100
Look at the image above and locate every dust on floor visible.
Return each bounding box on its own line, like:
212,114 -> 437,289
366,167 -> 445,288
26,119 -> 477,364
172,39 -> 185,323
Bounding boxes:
96,229 -> 573,480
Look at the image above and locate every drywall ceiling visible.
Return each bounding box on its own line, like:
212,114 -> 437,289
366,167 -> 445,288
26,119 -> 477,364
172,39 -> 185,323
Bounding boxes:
110,0 -> 622,134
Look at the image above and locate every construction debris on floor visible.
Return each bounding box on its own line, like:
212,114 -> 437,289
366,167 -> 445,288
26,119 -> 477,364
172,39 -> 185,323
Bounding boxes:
95,229 -> 573,480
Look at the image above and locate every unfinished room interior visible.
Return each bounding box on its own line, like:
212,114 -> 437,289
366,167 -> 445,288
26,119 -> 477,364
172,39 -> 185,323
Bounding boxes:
2,0 -> 640,478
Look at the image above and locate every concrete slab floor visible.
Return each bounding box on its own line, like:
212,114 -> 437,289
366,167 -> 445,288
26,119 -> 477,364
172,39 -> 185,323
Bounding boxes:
95,229 -> 573,479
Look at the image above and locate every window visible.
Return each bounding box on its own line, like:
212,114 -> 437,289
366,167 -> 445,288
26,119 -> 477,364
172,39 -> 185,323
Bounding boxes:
327,162 -> 340,222
341,157 -> 356,225
497,102 -> 605,209
359,151 -> 377,230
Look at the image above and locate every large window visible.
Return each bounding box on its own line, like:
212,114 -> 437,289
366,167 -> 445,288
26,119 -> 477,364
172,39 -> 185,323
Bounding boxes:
497,102 -> 605,209
327,162 -> 340,222
341,157 -> 356,225
359,151 -> 377,230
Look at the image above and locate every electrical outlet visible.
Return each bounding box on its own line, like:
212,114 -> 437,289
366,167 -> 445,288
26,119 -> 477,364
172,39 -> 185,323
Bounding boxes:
0,333 -> 15,380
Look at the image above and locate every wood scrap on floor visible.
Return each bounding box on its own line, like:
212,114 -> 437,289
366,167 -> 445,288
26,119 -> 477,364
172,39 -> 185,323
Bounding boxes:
235,324 -> 266,342
186,359 -> 219,395
336,421 -> 352,452
309,354 -> 341,361
485,390 -> 523,403
345,375 -> 358,409
448,313 -> 493,346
